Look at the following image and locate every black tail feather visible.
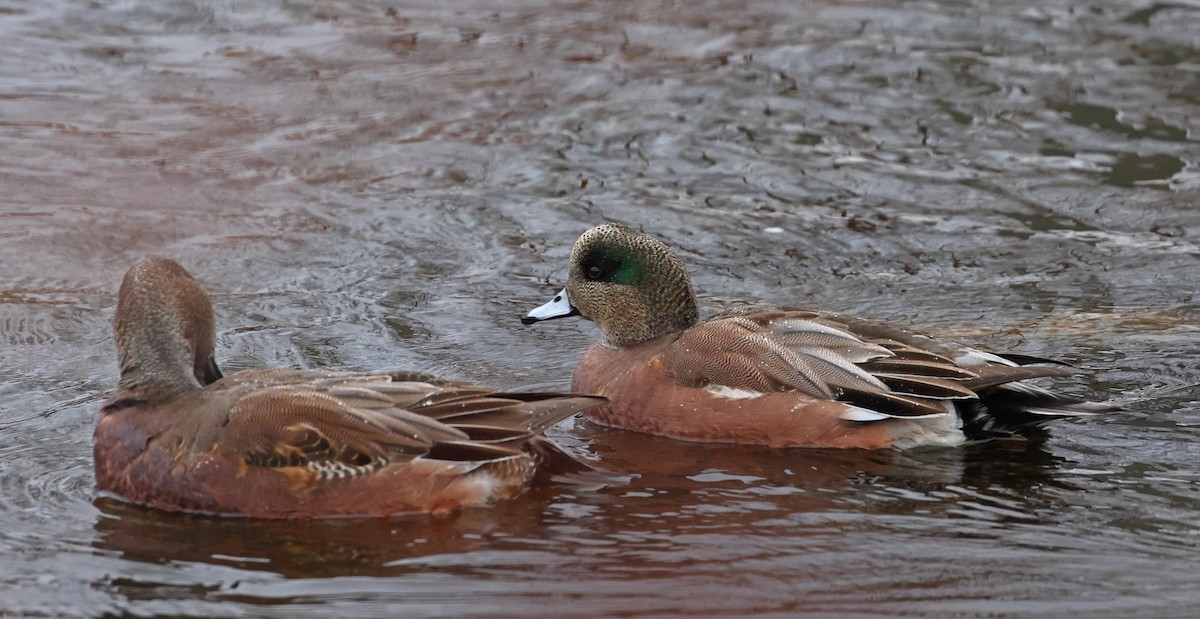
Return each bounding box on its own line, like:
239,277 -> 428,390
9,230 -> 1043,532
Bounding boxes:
523,436 -> 628,488
959,384 -> 1120,440
994,353 -> 1076,368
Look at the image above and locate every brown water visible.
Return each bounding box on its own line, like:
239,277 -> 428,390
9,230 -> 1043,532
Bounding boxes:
2,0 -> 1198,616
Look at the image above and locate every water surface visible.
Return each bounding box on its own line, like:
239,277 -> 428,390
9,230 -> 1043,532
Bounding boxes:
1,0 -> 1198,616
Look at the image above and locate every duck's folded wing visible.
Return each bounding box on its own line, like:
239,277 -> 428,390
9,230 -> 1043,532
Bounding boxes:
221,378 -> 605,474
694,307 -> 1111,431
663,315 -> 964,418
219,384 -> 499,476
294,373 -> 604,438
804,310 -> 1071,370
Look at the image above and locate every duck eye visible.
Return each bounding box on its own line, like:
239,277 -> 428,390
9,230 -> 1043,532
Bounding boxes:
586,266 -> 603,280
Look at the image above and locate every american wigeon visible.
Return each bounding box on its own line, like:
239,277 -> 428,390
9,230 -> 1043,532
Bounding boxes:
95,257 -> 604,518
523,223 -> 1113,449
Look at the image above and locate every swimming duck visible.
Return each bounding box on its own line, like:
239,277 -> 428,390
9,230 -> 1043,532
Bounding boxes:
523,223 -> 1112,449
95,257 -> 604,518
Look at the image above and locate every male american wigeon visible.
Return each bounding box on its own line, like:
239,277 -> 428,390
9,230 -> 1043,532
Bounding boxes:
523,223 -> 1113,449
95,257 -> 604,518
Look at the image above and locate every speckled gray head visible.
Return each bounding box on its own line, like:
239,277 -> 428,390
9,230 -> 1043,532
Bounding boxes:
523,223 -> 700,347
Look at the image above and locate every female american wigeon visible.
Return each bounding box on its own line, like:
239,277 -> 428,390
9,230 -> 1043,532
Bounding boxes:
523,223 -> 1113,449
95,257 -> 605,518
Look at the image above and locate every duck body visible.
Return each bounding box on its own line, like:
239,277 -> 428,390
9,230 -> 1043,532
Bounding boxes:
97,257 -> 604,518
570,333 -> 911,449
525,224 -> 1112,450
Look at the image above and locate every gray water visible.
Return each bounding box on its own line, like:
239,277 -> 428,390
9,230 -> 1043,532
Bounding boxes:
1,0 -> 1198,617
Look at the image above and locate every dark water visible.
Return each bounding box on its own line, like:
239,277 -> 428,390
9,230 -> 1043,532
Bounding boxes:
2,0 -> 1198,616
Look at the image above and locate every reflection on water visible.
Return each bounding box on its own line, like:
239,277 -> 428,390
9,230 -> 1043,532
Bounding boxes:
84,431 -> 1080,616
2,0 -> 1199,616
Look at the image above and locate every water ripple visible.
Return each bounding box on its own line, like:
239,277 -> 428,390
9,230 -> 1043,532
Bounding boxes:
3,0 -> 1200,616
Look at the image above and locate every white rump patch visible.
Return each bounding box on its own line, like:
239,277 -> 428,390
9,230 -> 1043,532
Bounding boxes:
838,402 -> 966,448
889,405 -> 966,449
466,469 -> 498,497
702,384 -> 765,400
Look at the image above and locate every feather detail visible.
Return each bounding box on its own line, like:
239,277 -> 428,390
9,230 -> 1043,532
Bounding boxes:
660,306 -> 1112,438
871,373 -> 979,399
859,357 -> 980,380
215,377 -> 604,481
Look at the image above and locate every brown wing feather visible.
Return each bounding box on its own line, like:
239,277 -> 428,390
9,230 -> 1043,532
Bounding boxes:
410,396 -> 546,421
860,357 -> 979,380
406,391 -> 605,434
963,364 -> 1074,391
871,373 -> 979,399
475,394 -> 606,434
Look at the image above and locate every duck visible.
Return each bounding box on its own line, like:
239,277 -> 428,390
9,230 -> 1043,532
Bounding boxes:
95,256 -> 605,518
522,223 -> 1113,449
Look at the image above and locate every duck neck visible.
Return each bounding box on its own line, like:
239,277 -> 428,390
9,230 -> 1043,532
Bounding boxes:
113,326 -> 205,403
107,257 -> 223,407
605,277 -> 700,348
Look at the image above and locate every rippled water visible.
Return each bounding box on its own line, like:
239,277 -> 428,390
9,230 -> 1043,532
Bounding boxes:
1,0 -> 1198,616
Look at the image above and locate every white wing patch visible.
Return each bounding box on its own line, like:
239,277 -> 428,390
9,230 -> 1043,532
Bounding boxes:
703,384 -> 765,400
838,405 -> 893,422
